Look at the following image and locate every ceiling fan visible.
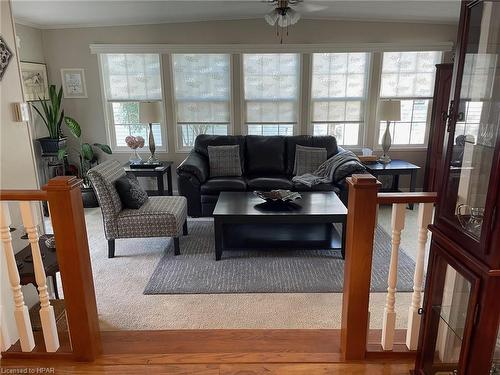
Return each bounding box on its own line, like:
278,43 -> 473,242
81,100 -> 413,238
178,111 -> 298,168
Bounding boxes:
264,0 -> 327,43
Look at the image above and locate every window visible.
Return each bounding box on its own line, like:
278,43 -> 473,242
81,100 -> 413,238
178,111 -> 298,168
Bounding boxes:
311,53 -> 370,145
378,51 -> 442,146
100,53 -> 165,150
243,53 -> 300,136
172,54 -> 231,150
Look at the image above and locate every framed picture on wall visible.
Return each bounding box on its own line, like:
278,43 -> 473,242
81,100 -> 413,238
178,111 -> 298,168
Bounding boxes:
0,36 -> 13,81
20,61 -> 49,101
61,68 -> 87,98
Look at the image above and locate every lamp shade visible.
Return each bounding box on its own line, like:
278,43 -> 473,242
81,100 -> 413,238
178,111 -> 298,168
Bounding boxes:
139,101 -> 161,123
378,100 -> 401,122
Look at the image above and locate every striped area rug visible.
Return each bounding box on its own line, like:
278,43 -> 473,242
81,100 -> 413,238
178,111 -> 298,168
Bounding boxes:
144,220 -> 415,294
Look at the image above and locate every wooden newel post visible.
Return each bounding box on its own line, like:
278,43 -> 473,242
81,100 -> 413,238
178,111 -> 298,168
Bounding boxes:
341,174 -> 381,360
44,176 -> 101,361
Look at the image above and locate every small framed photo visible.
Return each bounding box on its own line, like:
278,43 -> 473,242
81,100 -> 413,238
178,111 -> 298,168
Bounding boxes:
20,61 -> 49,101
61,68 -> 87,98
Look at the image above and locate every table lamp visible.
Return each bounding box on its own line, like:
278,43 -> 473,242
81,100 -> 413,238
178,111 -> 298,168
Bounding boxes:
139,101 -> 161,163
378,100 -> 401,164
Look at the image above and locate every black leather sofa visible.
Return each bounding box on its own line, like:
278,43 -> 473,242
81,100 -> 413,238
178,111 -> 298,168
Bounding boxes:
177,135 -> 351,217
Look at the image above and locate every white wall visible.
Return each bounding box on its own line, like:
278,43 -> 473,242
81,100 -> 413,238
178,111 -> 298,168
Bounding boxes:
18,18 -> 458,190
1,0 -> 42,348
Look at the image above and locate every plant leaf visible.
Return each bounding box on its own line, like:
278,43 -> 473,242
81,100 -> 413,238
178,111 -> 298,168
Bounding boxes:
32,105 -> 48,128
81,143 -> 94,161
93,143 -> 112,154
57,147 -> 67,160
64,116 -> 81,138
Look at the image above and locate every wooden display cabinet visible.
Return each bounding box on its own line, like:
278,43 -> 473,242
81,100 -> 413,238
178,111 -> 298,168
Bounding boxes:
414,1 -> 500,374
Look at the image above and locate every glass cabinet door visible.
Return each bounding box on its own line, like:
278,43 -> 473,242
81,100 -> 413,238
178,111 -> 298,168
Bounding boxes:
427,263 -> 473,374
439,1 -> 500,255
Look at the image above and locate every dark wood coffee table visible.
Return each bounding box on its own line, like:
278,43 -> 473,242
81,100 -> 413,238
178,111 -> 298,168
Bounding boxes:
213,192 -> 347,261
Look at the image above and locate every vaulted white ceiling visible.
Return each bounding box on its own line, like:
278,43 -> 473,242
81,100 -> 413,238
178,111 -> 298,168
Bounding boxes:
12,0 -> 461,29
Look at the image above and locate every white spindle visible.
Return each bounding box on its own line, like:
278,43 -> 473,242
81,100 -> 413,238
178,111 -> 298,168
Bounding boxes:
381,203 -> 406,350
0,202 -> 35,352
406,202 -> 433,350
19,201 -> 60,352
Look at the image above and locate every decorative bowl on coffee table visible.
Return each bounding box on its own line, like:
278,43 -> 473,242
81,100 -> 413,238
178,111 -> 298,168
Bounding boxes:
254,189 -> 302,203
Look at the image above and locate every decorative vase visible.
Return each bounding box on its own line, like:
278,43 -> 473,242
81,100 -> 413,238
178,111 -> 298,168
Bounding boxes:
379,121 -> 392,164
129,149 -> 142,164
147,122 -> 158,163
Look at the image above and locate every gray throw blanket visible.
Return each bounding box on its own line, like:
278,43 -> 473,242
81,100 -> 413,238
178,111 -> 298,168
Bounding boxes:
292,150 -> 362,187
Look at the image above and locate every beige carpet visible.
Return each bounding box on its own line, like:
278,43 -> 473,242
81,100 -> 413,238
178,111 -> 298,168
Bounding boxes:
52,206 -> 422,331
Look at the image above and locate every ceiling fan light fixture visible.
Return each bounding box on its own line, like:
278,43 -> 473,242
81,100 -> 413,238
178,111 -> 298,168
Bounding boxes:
265,9 -> 279,25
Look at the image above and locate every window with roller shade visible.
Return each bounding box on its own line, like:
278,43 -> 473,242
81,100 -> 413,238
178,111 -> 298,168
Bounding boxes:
243,53 -> 300,136
100,53 -> 165,150
378,51 -> 442,146
311,52 -> 370,146
172,54 -> 231,150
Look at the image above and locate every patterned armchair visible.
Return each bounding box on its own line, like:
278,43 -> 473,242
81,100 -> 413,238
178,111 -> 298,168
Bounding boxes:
87,160 -> 188,258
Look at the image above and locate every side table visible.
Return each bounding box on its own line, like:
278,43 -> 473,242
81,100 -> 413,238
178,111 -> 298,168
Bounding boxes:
123,161 -> 173,196
365,159 -> 420,209
16,235 -> 60,299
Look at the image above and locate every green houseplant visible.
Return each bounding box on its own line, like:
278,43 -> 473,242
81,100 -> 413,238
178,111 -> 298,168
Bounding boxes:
33,85 -> 80,154
58,117 -> 111,182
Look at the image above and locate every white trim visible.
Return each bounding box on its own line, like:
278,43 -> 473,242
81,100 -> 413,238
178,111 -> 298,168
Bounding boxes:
90,42 -> 454,55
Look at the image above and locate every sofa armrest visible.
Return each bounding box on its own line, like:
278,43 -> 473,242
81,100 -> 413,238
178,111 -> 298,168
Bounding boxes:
177,151 -> 209,183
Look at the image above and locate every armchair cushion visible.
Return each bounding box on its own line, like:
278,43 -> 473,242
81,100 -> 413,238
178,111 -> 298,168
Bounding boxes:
177,151 -> 209,183
116,196 -> 187,238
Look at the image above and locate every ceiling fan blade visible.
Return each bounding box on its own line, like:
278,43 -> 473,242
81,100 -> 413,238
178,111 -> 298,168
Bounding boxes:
300,2 -> 329,13
265,9 -> 279,25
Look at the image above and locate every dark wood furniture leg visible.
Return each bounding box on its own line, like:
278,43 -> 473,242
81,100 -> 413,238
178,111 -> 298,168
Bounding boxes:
391,174 -> 400,191
52,273 -> 59,299
409,170 -> 417,210
167,165 -> 173,196
214,218 -> 223,261
157,174 -> 165,196
183,220 -> 188,235
341,219 -> 347,260
173,237 -> 180,255
108,239 -> 115,258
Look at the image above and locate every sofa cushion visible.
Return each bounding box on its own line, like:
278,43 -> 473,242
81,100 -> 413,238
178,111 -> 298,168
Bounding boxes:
201,177 -> 247,194
286,136 -> 338,175
293,145 -> 327,176
246,136 -> 286,175
114,174 -> 149,209
292,181 -> 339,192
247,176 -> 293,191
194,135 -> 246,173
208,145 -> 242,177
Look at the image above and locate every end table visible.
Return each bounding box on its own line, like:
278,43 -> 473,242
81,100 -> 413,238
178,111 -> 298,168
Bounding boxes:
123,161 -> 173,196
365,159 -> 420,209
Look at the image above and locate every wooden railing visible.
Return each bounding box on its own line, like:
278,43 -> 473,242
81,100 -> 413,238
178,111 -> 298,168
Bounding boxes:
0,176 -> 100,361
341,174 -> 437,360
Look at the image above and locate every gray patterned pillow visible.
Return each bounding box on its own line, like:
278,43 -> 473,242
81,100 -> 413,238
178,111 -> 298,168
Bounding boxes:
293,145 -> 327,176
208,145 -> 242,177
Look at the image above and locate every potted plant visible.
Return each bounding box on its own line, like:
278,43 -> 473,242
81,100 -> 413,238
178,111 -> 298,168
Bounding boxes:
33,85 -> 76,154
58,118 -> 112,208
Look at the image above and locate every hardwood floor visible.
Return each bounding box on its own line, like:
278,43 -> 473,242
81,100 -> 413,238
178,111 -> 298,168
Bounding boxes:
0,361 -> 413,374
1,329 -> 414,374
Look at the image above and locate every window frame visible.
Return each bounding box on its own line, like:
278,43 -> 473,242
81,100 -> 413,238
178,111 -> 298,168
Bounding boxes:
241,53 -> 302,137
170,53 -> 233,153
309,52 -> 372,147
374,51 -> 443,150
98,53 -> 168,153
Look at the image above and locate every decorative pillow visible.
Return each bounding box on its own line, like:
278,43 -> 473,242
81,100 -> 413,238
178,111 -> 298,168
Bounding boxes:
293,145 -> 327,176
208,145 -> 242,177
114,174 -> 148,209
